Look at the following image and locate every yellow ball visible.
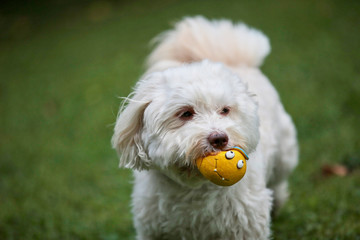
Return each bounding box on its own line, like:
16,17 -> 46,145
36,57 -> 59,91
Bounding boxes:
196,147 -> 248,186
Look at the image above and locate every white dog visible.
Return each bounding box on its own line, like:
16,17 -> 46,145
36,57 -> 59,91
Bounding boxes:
112,16 -> 298,240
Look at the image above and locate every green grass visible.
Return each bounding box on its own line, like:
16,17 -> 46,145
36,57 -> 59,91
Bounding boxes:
1,0 -> 359,239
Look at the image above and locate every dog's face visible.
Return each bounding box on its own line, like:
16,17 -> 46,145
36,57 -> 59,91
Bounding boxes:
112,61 -> 259,187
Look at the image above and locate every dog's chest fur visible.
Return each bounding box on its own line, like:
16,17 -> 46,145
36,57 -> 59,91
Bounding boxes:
132,170 -> 272,240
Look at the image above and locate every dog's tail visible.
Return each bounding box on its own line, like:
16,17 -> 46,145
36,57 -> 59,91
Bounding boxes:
147,16 -> 270,68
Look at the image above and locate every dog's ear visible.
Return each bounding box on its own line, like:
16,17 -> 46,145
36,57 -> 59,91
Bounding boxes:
112,87 -> 154,170
112,73 -> 164,170
112,99 -> 150,170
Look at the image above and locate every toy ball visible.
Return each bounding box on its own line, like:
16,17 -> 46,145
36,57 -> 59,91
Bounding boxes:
196,147 -> 249,186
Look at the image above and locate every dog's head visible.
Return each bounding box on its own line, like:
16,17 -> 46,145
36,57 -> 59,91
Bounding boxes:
112,60 -> 259,187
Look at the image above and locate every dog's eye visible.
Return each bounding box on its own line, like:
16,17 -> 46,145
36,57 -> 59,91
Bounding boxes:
180,111 -> 194,120
220,107 -> 230,116
178,107 -> 195,121
181,111 -> 193,118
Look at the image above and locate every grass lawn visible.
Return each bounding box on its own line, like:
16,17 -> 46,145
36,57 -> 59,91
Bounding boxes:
1,0 -> 359,239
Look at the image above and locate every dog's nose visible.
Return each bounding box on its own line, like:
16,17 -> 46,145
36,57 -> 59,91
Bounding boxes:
208,132 -> 228,149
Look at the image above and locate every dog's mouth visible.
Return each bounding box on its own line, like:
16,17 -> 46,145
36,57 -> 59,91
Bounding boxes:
201,145 -> 246,157
177,144 -> 245,178
172,136 -> 247,180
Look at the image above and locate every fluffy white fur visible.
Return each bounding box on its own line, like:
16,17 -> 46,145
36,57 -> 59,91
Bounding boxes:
112,16 -> 298,240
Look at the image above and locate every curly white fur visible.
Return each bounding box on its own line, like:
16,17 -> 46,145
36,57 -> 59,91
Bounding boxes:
112,16 -> 298,240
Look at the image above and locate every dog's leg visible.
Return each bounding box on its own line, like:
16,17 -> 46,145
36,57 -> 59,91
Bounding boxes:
270,111 -> 298,215
271,180 -> 289,215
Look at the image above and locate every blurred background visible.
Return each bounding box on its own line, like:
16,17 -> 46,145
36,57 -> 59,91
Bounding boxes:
0,0 -> 359,239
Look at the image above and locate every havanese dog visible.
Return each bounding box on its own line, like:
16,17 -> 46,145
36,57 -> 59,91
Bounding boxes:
112,16 -> 298,240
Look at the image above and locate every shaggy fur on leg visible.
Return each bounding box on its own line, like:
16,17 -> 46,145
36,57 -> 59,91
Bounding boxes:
112,16 -> 298,240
